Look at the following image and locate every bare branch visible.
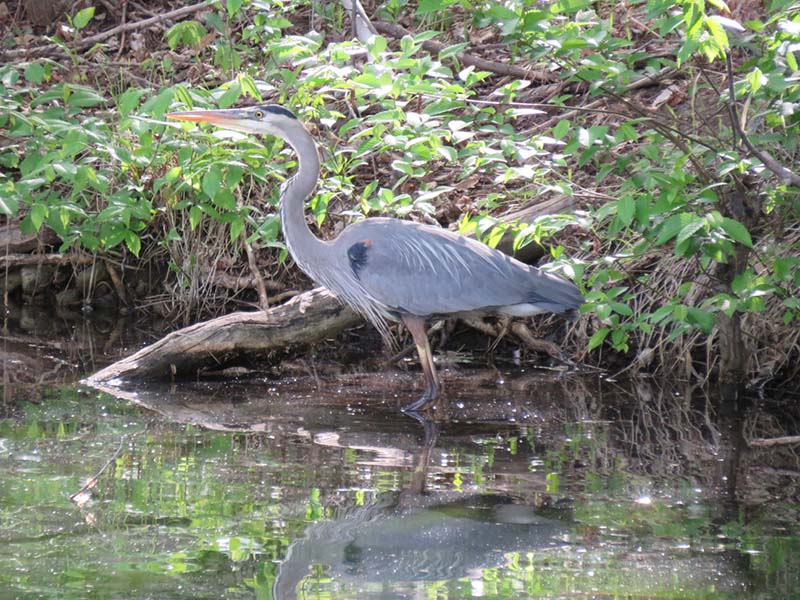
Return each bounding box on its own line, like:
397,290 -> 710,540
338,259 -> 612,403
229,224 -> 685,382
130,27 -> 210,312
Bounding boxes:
725,52 -> 800,187
372,21 -> 558,85
2,1 -> 211,60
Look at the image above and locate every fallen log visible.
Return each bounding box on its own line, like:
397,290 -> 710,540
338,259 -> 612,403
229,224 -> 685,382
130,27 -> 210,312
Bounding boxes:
84,287 -> 362,384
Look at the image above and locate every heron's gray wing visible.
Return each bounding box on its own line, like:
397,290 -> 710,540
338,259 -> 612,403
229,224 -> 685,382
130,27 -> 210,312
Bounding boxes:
339,219 -> 581,317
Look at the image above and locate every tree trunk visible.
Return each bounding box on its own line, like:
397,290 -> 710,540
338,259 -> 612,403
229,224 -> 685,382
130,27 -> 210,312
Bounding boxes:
24,0 -> 70,26
715,188 -> 754,399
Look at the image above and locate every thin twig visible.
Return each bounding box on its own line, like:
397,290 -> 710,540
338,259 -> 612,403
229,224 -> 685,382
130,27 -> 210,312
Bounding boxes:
3,1 -> 211,59
749,435 -> 800,448
115,0 -> 129,60
244,240 -> 270,309
69,433 -> 139,501
373,20 -> 557,85
725,52 -> 800,186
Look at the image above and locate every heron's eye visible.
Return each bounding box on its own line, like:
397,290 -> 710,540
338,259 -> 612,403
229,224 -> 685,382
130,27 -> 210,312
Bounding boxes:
255,110 -> 264,119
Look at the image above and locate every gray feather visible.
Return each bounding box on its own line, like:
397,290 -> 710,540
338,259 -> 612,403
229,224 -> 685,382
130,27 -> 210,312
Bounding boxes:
334,218 -> 583,319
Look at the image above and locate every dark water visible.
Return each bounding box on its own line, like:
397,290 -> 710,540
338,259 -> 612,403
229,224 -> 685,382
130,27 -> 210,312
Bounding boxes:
1,312 -> 799,599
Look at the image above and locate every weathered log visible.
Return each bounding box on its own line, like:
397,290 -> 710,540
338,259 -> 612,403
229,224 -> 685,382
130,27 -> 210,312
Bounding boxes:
0,252 -> 95,267
84,287 -> 363,384
0,222 -> 59,253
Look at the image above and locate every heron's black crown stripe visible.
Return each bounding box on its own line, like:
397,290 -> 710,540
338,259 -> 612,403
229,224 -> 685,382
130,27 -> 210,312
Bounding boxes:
262,105 -> 297,120
347,240 -> 370,278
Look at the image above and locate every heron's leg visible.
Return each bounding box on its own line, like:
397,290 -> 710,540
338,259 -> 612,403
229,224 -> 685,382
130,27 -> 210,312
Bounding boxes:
401,315 -> 440,411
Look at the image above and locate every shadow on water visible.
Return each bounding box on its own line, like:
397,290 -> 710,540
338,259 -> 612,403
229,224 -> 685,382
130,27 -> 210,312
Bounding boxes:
1,312 -> 800,599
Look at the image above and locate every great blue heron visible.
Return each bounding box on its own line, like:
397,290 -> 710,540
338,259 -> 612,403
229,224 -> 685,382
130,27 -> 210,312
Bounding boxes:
166,105 -> 584,410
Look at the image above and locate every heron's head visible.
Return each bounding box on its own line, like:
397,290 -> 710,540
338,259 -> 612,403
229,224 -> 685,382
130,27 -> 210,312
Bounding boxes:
166,104 -> 299,137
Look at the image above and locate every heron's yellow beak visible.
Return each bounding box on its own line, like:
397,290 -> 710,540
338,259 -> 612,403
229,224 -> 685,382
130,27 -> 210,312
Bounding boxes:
166,108 -> 258,134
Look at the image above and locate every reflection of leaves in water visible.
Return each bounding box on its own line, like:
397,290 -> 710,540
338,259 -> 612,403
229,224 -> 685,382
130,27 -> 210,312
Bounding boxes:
1,381 -> 799,598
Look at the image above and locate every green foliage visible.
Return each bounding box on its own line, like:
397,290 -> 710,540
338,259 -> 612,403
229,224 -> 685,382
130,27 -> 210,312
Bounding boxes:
2,0 -> 798,367
2,67 -> 150,255
526,0 -> 800,358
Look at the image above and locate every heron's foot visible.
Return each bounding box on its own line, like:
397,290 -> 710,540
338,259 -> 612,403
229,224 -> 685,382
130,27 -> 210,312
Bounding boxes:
402,387 -> 439,412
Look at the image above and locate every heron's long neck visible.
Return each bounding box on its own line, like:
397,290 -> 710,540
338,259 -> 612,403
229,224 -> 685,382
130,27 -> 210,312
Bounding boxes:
278,121 -> 328,279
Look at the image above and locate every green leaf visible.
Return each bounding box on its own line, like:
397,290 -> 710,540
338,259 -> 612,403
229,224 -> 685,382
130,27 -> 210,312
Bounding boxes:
165,20 -> 208,50
226,0 -> 244,17
0,195 -> 18,215
654,213 -> 692,245
238,74 -> 261,101
610,328 -> 628,351
230,218 -> 245,242
172,85 -> 193,111
73,7 -> 95,30
731,270 -> 753,295
635,195 -> 651,227
687,307 -> 715,333
611,302 -> 633,317
787,50 -> 798,72
704,15 -> 729,54
225,165 -> 244,189
189,205 -> 203,230
30,204 -> 46,230
125,231 -> 141,256
417,0 -> 448,15
551,0 -> 593,14
673,304 -> 688,321
720,217 -> 753,247
552,120 -> 570,140
676,216 -> 706,245
218,82 -> 242,109
64,86 -> 106,108
587,327 -> 609,351
437,146 -> 457,162
746,67 -> 764,94
649,305 -> 673,324
118,88 -> 145,117
202,168 -> 221,200
213,189 -> 236,211
24,63 -> 44,84
369,35 -> 387,60
617,196 -> 635,227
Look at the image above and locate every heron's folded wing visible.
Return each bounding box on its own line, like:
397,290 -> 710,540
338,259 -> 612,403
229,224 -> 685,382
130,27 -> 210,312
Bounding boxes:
345,221 -> 578,317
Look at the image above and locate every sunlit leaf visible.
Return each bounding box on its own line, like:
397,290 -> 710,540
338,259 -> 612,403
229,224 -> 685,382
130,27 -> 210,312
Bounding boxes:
0,195 -> 18,215
617,196 -> 635,227
720,217 -> 753,247
202,168 -> 221,200
587,327 -> 609,351
73,7 -> 95,30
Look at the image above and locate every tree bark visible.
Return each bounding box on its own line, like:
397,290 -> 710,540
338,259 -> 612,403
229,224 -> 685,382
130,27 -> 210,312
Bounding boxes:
84,288 -> 362,384
715,189 -> 753,399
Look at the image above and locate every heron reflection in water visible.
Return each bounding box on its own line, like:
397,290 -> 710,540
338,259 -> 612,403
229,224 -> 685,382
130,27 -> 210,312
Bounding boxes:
269,411 -> 570,598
